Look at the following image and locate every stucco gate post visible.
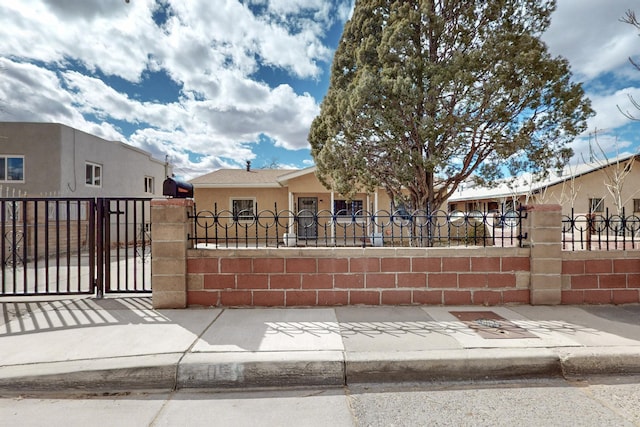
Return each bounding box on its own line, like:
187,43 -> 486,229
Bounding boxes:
522,204 -> 563,305
150,198 -> 194,309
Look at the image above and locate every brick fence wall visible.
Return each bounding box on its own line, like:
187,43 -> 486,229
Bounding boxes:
185,248 -> 532,307
150,199 -> 640,308
561,252 -> 640,304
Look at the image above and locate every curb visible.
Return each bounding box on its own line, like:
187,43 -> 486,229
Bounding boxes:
345,348 -> 564,383
2,348 -> 640,393
0,354 -> 180,393
557,347 -> 640,377
177,351 -> 345,389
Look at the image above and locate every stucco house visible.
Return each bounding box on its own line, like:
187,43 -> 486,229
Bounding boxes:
447,153 -> 640,217
191,153 -> 640,246
0,122 -> 170,198
190,163 -> 398,245
0,122 -> 171,255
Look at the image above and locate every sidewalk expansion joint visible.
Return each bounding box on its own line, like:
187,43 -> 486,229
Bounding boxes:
172,308 -> 225,391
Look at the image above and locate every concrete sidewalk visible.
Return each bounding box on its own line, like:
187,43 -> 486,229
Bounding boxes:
1,296 -> 640,392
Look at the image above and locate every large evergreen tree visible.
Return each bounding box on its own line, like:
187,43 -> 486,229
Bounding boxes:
309,0 -> 593,211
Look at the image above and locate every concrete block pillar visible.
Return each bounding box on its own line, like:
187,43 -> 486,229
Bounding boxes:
523,204 -> 562,305
151,198 -> 194,309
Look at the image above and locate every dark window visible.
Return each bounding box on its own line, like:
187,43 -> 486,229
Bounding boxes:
334,199 -> 363,217
232,199 -> 255,220
590,198 -> 604,213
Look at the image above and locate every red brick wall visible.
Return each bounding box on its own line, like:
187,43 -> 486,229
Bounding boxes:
186,248 -> 531,307
561,254 -> 640,304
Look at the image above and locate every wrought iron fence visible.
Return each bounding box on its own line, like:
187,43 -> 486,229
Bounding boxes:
562,208 -> 640,251
1,197 -> 152,297
189,203 -> 524,248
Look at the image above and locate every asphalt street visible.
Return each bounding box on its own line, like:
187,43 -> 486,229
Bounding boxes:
1,376 -> 639,427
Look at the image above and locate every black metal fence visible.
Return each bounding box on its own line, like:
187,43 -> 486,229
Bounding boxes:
562,208 -> 640,251
189,203 -> 525,248
1,197 -> 151,297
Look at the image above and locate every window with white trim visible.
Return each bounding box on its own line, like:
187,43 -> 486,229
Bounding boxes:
589,197 -> 604,213
0,156 -> 24,182
144,176 -> 154,194
231,198 -> 255,221
85,162 -> 102,187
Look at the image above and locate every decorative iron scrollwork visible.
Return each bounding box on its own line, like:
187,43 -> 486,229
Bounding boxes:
3,230 -> 25,267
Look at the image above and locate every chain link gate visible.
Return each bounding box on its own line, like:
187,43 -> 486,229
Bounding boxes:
1,197 -> 152,297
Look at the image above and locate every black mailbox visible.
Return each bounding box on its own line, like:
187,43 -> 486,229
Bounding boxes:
163,177 -> 194,198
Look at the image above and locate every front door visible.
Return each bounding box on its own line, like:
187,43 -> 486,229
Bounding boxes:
297,197 -> 318,239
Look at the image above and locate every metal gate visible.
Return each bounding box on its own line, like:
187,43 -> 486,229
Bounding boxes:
1,197 -> 152,297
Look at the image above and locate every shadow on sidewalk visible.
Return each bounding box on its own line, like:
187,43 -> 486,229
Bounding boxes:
0,297 -> 169,337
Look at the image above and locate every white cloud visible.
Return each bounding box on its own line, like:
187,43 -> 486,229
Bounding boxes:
0,58 -> 80,122
586,87 -> 640,130
569,130 -> 636,167
8,0 -> 636,182
0,58 -> 127,142
0,0 -> 157,82
541,0 -> 640,164
0,0 -> 345,178
60,69 -> 318,153
543,0 -> 640,81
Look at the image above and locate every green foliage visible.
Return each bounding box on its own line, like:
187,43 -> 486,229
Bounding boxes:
309,0 -> 593,211
450,217 -> 493,246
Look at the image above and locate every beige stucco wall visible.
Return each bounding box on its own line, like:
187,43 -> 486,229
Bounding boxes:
192,186 -> 288,244
286,171 -> 329,193
192,171 -> 409,245
448,159 -> 640,217
533,163 -> 640,215
193,187 -> 289,213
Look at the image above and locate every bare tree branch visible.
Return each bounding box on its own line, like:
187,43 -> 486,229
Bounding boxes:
618,10 -> 640,120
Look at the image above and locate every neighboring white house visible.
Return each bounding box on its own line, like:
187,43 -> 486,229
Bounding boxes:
448,153 -> 640,216
0,122 -> 170,198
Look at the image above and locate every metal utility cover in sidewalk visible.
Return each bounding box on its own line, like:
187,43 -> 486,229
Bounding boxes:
450,311 -> 538,339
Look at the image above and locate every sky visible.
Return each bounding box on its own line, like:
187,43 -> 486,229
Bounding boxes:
1,0 -> 639,181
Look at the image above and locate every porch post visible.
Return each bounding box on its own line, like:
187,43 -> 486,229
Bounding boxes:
283,191 -> 296,247
287,191 -> 294,235
331,191 -> 336,243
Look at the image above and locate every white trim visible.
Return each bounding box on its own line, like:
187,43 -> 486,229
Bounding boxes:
0,155 -> 25,183
330,191 -> 335,239
230,197 -> 256,222
85,161 -> 102,188
144,176 -> 155,194
288,191 -> 294,234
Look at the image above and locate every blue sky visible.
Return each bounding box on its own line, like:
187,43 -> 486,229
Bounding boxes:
1,0 -> 640,180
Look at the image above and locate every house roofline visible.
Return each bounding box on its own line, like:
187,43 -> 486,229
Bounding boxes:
192,183 -> 284,189
276,166 -> 317,183
449,153 -> 640,202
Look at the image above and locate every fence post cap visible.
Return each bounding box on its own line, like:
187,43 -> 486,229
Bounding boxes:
151,198 -> 194,207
